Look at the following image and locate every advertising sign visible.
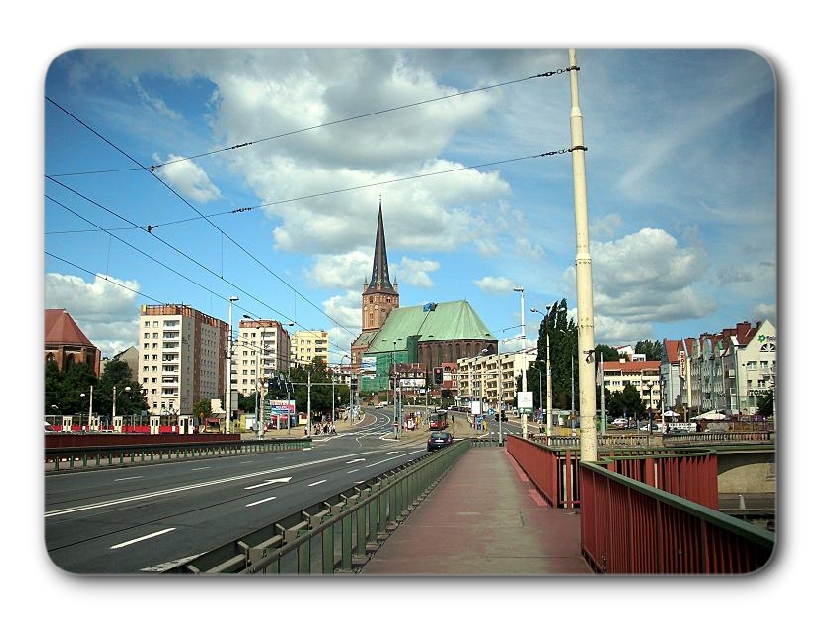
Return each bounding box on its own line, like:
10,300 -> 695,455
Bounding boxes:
517,391 -> 533,411
398,378 -> 425,389
269,399 -> 296,415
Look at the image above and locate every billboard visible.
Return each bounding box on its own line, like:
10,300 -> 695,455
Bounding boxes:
269,399 -> 296,415
361,356 -> 377,373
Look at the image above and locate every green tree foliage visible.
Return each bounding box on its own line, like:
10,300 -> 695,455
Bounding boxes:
46,359 -> 148,418
594,344 -> 622,363
635,340 -> 663,361
603,384 -> 647,420
533,298 -> 578,411
192,398 -> 213,426
756,389 -> 775,417
237,392 -> 256,414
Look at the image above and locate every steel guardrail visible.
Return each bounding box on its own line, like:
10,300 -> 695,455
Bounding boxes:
162,439 -> 471,574
45,437 -> 311,471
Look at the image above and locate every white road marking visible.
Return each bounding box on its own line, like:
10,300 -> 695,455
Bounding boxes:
244,477 -> 292,490
111,527 -> 176,549
307,480 -> 326,487
113,476 -> 143,482
246,497 -> 276,507
45,453 -> 357,517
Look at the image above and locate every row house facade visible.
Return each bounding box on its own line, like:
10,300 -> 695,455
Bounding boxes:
661,319 -> 776,417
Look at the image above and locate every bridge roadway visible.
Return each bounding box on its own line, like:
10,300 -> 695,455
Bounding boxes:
359,444 -> 592,575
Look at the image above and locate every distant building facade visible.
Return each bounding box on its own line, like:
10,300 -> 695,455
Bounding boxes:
45,308 -> 101,377
138,303 -> 228,417
102,346 -> 139,382
236,318 -> 293,397
350,200 -> 503,400
291,330 -> 330,366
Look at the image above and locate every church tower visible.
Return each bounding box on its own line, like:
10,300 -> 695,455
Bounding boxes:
362,198 -> 399,331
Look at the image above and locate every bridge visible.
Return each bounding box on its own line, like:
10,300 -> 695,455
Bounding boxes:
44,428 -> 774,574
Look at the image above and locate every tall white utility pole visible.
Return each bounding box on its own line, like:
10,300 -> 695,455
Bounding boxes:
225,295 -> 238,435
568,48 -> 598,461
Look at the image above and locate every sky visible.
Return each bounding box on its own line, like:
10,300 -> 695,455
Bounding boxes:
14,0 -> 828,611
42,47 -> 776,361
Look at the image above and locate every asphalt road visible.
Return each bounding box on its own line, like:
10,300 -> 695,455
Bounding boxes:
44,409 -> 436,574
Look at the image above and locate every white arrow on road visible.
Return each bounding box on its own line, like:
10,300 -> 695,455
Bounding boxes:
244,477 -> 292,490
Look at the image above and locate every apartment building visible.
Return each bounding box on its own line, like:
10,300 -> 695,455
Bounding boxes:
290,330 -> 329,366
138,304 -> 227,417
456,349 -> 536,409
236,318 -> 293,397
601,319 -> 776,418
599,360 -> 662,412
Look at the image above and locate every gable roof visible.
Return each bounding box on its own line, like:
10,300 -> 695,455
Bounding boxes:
45,309 -> 94,347
365,300 -> 494,353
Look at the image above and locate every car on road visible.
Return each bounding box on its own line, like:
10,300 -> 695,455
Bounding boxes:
639,423 -> 660,432
427,431 -> 453,452
611,418 -> 629,428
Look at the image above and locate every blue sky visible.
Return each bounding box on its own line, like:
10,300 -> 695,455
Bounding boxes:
43,47 -> 776,360
13,0 -> 829,610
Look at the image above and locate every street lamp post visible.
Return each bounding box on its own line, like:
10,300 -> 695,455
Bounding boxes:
646,380 -> 655,439
530,306 -> 554,437
225,295 -> 239,434
87,385 -> 93,430
514,286 -> 528,439
112,385 -> 131,431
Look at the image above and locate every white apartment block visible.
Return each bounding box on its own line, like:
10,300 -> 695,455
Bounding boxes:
138,304 -> 227,417
290,330 -> 329,366
456,349 -> 536,409
236,318 -> 293,397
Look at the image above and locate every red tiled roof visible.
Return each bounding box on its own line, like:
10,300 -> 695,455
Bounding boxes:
601,360 -> 660,374
45,309 -> 94,347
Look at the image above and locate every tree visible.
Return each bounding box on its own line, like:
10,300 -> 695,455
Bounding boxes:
193,398 -> 213,428
635,340 -> 663,361
756,390 -> 775,417
594,344 -> 621,363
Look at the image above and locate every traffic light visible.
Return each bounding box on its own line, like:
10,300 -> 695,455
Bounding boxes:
433,367 -> 443,385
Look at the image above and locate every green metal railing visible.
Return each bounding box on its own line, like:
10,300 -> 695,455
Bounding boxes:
164,439 -> 471,574
45,437 -> 310,471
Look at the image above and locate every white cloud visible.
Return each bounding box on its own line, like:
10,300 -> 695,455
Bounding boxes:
151,154 -> 222,203
393,257 -> 439,287
44,273 -> 141,358
475,276 -> 515,294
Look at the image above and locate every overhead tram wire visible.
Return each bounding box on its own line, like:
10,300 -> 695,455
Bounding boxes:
44,250 -> 357,359
46,120 -> 577,348
45,66 -> 578,350
46,67 -> 573,177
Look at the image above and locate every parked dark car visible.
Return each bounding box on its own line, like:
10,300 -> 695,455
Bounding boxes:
427,431 -> 453,452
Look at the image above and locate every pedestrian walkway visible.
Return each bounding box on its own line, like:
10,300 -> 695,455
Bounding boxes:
360,444 -> 593,575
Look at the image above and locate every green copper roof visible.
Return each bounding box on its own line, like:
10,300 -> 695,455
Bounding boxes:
365,300 -> 494,354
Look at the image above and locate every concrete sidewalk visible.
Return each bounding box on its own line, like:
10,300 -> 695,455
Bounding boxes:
360,445 -> 593,575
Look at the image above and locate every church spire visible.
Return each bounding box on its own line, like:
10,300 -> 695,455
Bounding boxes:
368,197 -> 395,292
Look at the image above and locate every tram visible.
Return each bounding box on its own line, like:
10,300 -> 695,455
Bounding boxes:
428,411 -> 448,431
